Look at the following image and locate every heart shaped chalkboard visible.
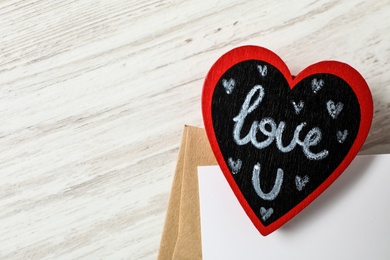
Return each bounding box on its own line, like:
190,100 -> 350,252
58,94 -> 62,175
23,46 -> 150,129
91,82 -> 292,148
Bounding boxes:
202,46 -> 373,236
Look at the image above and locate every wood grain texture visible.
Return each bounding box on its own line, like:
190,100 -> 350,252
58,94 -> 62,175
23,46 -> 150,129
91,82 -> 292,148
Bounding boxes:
0,0 -> 389,259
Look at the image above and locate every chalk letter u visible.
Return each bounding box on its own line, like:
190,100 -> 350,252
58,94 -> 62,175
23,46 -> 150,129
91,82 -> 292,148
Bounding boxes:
252,163 -> 283,201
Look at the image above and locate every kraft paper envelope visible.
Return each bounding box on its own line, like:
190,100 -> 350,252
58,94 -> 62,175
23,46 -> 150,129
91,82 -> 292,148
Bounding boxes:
158,125 -> 216,260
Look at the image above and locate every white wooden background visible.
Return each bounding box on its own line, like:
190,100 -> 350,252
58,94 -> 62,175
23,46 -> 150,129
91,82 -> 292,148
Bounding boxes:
0,0 -> 389,259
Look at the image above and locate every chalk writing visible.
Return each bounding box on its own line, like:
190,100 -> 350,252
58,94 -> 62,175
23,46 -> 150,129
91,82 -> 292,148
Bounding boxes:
252,163 -> 283,201
233,85 -> 329,160
297,127 -> 329,160
233,85 -> 265,146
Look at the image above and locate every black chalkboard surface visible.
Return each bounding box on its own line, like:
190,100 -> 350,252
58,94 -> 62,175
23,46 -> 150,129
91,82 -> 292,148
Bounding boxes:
202,46 -> 373,236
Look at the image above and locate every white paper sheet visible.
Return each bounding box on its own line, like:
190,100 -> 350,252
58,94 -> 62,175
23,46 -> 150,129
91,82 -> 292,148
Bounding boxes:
198,154 -> 390,260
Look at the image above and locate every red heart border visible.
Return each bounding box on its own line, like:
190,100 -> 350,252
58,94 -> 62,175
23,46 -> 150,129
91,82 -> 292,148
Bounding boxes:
202,45 -> 373,236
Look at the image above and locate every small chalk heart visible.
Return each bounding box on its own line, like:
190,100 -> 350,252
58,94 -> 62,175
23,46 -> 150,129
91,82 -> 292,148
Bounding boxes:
260,207 -> 274,221
222,78 -> 235,94
292,100 -> 304,114
228,157 -> 242,174
257,65 -> 268,77
311,78 -> 324,94
295,175 -> 310,191
326,100 -> 344,119
337,130 -> 348,144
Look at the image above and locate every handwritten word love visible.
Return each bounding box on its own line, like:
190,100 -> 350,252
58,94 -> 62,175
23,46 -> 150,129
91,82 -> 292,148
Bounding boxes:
233,85 -> 329,160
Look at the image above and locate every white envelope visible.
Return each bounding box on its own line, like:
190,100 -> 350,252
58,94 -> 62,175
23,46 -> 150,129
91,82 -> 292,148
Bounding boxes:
198,154 -> 390,260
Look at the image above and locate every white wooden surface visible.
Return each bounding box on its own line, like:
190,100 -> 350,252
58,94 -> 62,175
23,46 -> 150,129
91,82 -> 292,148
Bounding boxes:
0,0 -> 389,259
